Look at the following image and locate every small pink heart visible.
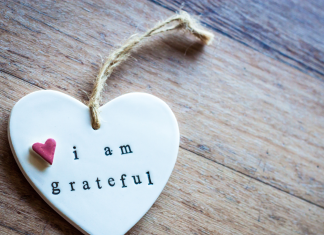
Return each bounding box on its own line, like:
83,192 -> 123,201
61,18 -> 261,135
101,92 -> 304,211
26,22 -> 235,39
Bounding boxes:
32,138 -> 56,165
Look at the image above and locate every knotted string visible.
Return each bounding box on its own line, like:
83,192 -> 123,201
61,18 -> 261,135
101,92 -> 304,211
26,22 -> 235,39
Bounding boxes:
88,11 -> 214,130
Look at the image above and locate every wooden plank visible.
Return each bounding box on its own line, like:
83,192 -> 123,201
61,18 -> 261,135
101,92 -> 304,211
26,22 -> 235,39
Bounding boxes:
0,0 -> 323,234
0,75 -> 323,234
128,149 -> 324,235
150,0 -> 324,80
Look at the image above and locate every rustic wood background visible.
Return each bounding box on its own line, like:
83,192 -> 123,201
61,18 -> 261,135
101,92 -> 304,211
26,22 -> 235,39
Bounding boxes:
0,0 -> 323,234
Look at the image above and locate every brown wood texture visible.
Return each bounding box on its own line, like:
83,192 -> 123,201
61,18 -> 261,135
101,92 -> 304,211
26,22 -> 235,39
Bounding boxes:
152,0 -> 324,80
0,0 -> 323,234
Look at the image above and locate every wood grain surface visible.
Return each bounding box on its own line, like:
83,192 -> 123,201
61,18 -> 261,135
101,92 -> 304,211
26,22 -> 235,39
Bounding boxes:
152,0 -> 324,80
0,0 -> 323,234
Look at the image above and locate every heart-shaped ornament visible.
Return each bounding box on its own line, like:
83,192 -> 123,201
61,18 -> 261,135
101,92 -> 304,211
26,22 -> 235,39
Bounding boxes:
8,90 -> 179,235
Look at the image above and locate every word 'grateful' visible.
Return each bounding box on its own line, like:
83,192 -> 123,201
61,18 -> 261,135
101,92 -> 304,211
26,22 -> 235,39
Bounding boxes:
51,171 -> 154,195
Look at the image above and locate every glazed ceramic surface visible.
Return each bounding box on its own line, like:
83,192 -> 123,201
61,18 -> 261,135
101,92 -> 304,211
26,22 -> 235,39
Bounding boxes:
8,90 -> 179,235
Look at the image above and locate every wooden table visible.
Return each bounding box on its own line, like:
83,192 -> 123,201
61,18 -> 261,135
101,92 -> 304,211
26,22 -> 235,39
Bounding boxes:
0,0 -> 323,234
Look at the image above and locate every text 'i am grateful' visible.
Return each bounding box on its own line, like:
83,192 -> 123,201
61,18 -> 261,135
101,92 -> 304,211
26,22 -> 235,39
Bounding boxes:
51,144 -> 154,195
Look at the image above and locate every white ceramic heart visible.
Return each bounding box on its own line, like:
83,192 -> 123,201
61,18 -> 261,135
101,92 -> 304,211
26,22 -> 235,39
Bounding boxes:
8,90 -> 179,235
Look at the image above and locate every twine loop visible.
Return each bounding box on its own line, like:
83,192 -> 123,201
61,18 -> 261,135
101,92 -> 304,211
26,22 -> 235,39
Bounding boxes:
88,11 -> 214,130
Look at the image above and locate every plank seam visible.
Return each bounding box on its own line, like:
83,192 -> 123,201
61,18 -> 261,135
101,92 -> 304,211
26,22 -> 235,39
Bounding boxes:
0,222 -> 30,235
180,145 -> 324,210
0,69 -> 44,90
